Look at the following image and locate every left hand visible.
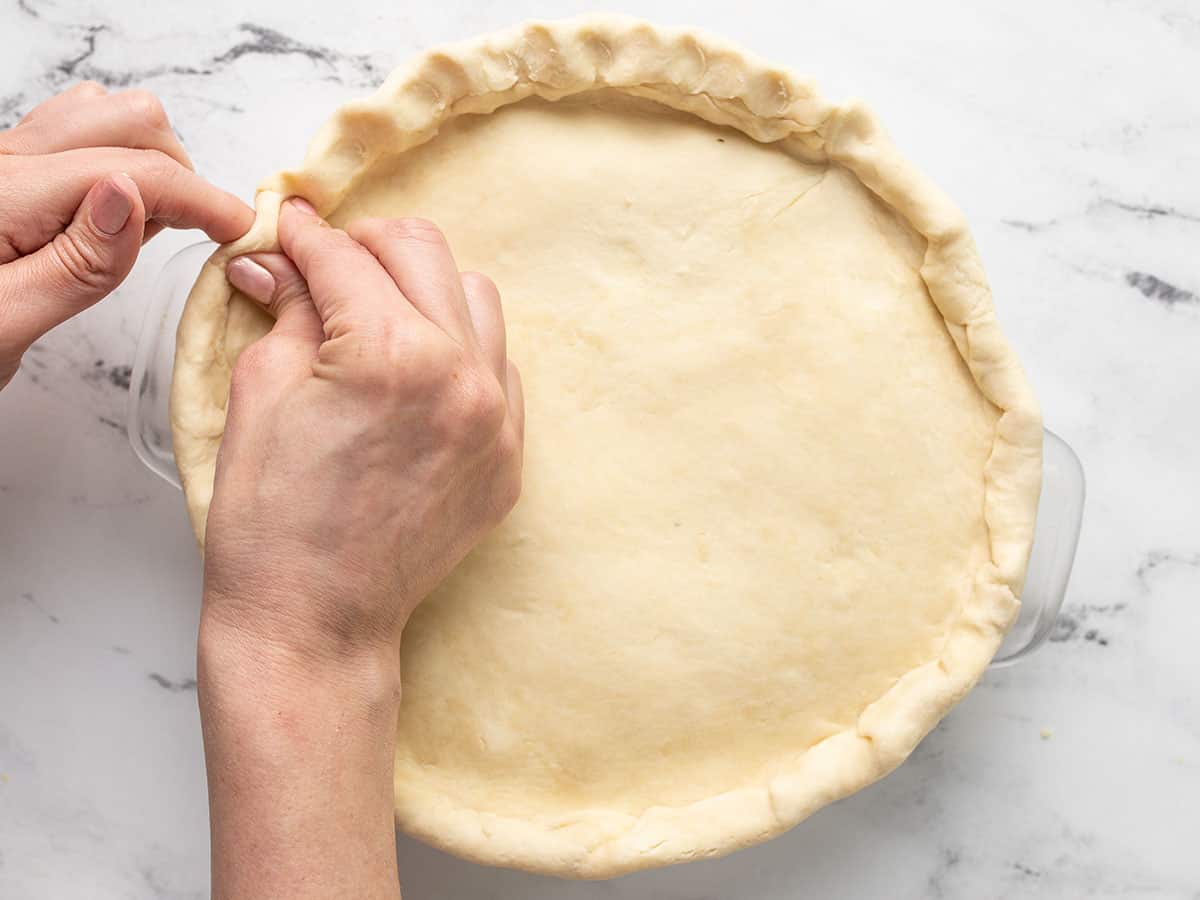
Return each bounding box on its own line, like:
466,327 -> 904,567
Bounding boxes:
0,81 -> 253,388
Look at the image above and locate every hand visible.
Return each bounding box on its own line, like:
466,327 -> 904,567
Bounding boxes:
202,200 -> 525,668
0,82 -> 253,387
197,200 -> 523,900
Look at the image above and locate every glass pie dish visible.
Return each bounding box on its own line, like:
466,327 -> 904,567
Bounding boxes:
128,242 -> 1085,667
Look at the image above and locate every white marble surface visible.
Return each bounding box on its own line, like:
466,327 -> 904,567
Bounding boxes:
1,0 -> 1198,897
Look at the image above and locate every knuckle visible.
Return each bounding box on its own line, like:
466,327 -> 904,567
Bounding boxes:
124,89 -> 169,127
138,148 -> 177,179
272,273 -> 311,311
74,80 -> 106,98
133,148 -> 183,198
496,423 -> 522,465
50,233 -> 114,293
375,216 -> 446,248
345,217 -> 385,242
492,468 -> 523,518
460,270 -> 498,299
442,368 -> 507,444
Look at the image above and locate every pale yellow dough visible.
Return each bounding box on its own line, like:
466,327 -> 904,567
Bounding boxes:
170,16 -> 1043,878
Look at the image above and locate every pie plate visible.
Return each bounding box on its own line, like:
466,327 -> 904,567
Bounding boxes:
133,19 -> 1086,875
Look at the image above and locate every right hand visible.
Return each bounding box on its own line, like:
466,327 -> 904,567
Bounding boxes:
201,199 -> 524,673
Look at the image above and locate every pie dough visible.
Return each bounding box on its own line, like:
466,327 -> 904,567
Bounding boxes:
170,16 -> 1043,878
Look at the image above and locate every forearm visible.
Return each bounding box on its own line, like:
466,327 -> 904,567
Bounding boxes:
198,615 -> 403,900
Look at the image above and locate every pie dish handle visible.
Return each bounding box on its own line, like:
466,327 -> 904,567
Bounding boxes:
128,240 -> 217,490
129,244 -> 1084,669
990,430 -> 1085,668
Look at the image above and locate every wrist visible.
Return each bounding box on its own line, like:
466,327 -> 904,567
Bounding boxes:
197,609 -> 403,727
200,546 -> 416,663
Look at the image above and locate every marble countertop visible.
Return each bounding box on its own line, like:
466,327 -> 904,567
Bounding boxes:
1,0 -> 1198,897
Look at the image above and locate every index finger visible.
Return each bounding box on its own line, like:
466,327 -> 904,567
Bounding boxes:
31,148 -> 252,243
276,198 -> 421,330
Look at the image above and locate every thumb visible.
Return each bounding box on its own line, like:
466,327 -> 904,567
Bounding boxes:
227,253 -> 324,349
220,253 -> 324,426
0,173 -> 144,355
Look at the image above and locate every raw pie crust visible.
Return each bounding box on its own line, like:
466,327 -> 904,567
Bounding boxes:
171,15 -> 1043,878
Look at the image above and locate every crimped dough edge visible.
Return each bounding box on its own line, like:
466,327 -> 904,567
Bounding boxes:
169,14 -> 1043,879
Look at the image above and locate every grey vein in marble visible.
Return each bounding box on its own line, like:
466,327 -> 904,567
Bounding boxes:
2,10 -> 385,128
16,591 -> 59,624
147,673 -> 197,693
1050,602 -> 1125,646
1097,198 -> 1200,225
1136,549 -> 1200,585
1125,271 -> 1198,306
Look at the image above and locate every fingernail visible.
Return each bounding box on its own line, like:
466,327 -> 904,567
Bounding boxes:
227,256 -> 276,303
91,174 -> 136,235
287,197 -> 317,216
